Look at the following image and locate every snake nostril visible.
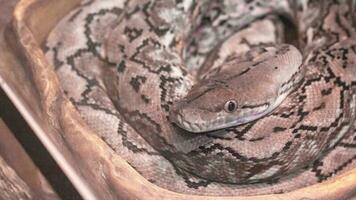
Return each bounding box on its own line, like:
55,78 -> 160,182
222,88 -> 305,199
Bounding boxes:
169,107 -> 182,124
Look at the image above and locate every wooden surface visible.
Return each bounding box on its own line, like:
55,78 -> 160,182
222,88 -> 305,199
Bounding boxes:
0,0 -> 81,199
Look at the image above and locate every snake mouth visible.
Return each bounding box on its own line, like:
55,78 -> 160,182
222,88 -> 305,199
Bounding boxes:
170,103 -> 274,133
171,111 -> 237,133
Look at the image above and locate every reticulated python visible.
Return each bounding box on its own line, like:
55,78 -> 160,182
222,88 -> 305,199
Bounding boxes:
45,0 -> 356,196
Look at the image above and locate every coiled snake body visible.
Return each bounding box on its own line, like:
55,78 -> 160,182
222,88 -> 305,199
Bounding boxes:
45,0 -> 356,196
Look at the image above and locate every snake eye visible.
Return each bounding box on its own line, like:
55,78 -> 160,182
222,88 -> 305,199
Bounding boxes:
224,100 -> 237,113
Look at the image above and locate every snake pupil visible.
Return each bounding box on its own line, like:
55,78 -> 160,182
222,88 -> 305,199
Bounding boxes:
228,102 -> 236,111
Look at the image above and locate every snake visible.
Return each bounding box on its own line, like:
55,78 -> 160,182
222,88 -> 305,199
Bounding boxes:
44,0 -> 356,196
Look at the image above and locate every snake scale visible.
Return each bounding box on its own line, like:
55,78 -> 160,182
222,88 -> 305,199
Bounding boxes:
45,0 -> 356,196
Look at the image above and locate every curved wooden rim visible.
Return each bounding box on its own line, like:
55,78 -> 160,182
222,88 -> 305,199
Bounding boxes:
12,0 -> 356,199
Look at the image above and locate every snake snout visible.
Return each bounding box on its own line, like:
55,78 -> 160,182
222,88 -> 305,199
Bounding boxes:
169,104 -> 184,126
169,104 -> 205,133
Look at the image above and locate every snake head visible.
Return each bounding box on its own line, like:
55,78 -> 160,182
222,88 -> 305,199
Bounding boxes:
170,44 -> 303,133
169,78 -> 272,133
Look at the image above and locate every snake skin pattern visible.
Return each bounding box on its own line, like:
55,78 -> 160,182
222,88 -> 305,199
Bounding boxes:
45,0 -> 356,196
